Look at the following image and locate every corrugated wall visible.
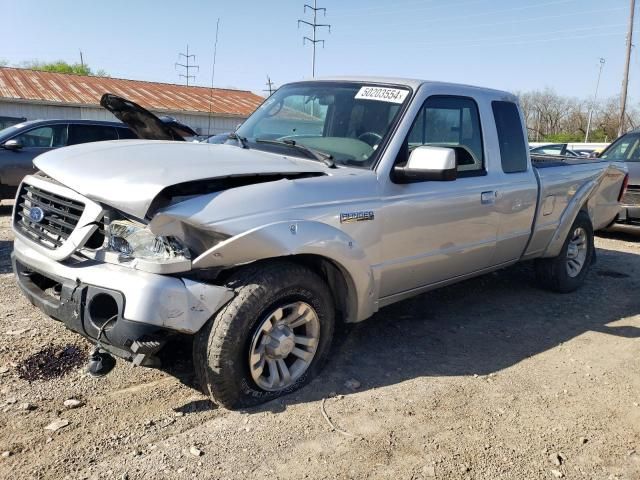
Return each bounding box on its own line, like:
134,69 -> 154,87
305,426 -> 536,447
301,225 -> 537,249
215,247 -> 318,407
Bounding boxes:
0,101 -> 244,135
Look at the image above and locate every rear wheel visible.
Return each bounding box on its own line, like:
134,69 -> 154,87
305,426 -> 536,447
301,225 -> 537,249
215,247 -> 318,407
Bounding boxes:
535,211 -> 594,293
193,261 -> 335,409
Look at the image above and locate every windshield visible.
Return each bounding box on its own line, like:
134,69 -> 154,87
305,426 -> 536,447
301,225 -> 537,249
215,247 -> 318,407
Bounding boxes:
235,82 -> 411,168
600,133 -> 640,162
0,124 -> 22,141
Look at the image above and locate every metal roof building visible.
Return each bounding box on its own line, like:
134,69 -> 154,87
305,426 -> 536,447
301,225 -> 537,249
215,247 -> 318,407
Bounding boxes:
0,67 -> 265,134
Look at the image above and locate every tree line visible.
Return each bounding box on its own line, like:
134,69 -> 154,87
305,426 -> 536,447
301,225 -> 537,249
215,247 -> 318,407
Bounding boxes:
517,88 -> 636,143
0,59 -> 108,77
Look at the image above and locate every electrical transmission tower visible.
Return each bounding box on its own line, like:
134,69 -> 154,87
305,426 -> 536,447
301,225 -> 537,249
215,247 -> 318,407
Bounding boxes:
175,45 -> 199,86
263,75 -> 276,96
298,1 -> 331,78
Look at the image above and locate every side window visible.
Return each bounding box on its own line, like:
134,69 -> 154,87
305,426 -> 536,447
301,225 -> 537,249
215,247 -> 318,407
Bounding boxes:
492,101 -> 528,173
116,127 -> 138,139
406,96 -> 484,174
13,125 -> 67,148
68,125 -> 118,145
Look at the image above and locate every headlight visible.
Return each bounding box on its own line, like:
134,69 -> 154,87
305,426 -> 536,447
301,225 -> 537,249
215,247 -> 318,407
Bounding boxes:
108,220 -> 191,263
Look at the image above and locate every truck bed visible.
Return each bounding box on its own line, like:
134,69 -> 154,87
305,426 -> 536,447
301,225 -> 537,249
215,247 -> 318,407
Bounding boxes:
531,153 -> 605,168
523,156 -> 626,259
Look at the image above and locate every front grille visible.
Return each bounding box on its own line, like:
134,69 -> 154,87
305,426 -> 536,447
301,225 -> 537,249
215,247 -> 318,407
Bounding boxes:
14,183 -> 85,249
622,187 -> 640,206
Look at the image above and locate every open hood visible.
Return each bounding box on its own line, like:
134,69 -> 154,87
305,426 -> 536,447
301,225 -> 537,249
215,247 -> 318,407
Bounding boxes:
34,141 -> 326,219
100,93 -> 197,141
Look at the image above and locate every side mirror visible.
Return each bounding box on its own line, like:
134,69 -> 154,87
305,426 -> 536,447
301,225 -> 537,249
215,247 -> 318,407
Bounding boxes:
2,139 -> 23,151
393,146 -> 457,183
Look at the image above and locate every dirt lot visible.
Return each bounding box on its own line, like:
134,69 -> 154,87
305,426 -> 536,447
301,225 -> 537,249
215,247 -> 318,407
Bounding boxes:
0,200 -> 639,480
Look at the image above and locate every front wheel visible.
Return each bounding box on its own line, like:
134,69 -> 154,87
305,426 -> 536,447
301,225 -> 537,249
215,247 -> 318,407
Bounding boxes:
193,261 -> 335,409
535,211 -> 594,293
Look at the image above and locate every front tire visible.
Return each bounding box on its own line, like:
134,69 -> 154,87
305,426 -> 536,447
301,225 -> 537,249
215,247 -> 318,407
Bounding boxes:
535,211 -> 594,293
193,261 -> 335,409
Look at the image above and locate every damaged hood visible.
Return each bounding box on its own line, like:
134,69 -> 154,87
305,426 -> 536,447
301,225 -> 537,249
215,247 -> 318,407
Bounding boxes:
100,93 -> 197,141
34,140 -> 327,218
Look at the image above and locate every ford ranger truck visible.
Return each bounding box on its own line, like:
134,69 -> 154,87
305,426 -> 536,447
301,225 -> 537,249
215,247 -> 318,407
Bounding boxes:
11,78 -> 628,408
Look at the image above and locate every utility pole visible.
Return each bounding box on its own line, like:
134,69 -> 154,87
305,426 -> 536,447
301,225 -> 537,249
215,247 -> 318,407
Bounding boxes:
298,1 -> 331,78
175,45 -> 199,86
618,0 -> 636,136
585,58 -> 606,143
263,75 -> 276,96
79,50 -> 84,69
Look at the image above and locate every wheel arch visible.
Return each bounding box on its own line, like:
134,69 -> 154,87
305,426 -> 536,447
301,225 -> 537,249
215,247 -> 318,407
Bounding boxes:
284,253 -> 358,323
542,180 -> 598,258
192,220 -> 378,322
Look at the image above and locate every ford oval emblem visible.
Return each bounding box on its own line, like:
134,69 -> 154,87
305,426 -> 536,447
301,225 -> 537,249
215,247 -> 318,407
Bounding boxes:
29,207 -> 45,223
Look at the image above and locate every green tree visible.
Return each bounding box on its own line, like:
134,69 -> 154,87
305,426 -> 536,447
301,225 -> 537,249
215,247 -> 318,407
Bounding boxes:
20,60 -> 108,77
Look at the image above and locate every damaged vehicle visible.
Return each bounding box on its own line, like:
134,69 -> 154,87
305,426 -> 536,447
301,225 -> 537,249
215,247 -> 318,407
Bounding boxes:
11,78 -> 628,408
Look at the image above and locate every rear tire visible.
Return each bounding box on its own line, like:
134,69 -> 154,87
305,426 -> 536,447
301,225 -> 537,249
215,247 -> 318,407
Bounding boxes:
193,260 -> 335,409
535,211 -> 594,293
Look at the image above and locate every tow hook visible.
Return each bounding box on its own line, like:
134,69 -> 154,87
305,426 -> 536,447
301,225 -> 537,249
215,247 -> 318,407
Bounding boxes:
86,315 -> 118,378
86,347 -> 116,377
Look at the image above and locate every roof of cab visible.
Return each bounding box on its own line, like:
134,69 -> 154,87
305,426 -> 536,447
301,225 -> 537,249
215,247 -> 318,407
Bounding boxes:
309,76 -> 516,100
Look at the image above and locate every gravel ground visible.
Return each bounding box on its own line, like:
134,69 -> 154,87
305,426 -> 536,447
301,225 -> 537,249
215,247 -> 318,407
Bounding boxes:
0,199 -> 639,480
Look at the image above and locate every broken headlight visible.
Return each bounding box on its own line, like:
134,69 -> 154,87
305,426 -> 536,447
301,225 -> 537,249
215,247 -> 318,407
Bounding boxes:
108,220 -> 191,263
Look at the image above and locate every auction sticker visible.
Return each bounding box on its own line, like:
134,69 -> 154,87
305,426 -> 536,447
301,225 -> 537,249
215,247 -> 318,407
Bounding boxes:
355,86 -> 409,104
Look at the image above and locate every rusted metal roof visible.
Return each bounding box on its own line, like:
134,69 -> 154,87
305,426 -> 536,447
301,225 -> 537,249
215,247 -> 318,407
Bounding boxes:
0,67 -> 264,117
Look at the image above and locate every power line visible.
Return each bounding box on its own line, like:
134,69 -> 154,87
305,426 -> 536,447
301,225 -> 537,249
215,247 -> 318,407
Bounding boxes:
344,23 -> 627,51
619,0 -> 636,136
350,22 -> 626,50
339,0 -> 488,17
298,1 -> 331,78
418,30 -> 622,51
339,6 -> 626,38
339,0 -> 577,19
175,45 -> 199,86
263,75 -> 276,97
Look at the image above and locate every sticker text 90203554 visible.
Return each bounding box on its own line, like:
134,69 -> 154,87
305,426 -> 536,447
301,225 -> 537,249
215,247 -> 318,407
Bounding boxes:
355,86 -> 409,104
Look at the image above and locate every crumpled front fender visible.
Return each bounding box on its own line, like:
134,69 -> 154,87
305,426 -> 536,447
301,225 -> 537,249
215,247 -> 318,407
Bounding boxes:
191,220 -> 377,322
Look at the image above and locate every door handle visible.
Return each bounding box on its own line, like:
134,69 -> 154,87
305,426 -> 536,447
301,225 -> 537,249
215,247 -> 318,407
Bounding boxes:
481,191 -> 496,205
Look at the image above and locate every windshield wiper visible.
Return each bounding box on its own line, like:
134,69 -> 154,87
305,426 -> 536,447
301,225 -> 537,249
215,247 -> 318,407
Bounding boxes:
227,132 -> 249,149
255,138 -> 335,168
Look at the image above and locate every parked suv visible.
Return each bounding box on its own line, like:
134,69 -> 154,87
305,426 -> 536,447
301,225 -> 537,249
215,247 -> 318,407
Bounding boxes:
598,130 -> 640,223
0,120 -> 137,199
0,99 -> 199,200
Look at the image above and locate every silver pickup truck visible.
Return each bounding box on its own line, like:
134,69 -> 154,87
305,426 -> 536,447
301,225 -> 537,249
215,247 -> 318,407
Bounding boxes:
10,77 -> 627,408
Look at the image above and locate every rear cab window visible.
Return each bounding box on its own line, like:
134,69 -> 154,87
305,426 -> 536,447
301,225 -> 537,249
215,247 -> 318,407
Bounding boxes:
492,101 -> 528,173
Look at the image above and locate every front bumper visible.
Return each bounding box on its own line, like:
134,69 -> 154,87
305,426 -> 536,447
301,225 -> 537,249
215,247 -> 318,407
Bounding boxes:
12,237 -> 234,361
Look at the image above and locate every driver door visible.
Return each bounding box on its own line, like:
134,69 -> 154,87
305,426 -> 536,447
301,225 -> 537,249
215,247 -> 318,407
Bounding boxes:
378,95 -> 500,298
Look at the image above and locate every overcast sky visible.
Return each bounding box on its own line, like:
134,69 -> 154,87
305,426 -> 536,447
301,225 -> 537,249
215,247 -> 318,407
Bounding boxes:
2,0 -> 638,100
